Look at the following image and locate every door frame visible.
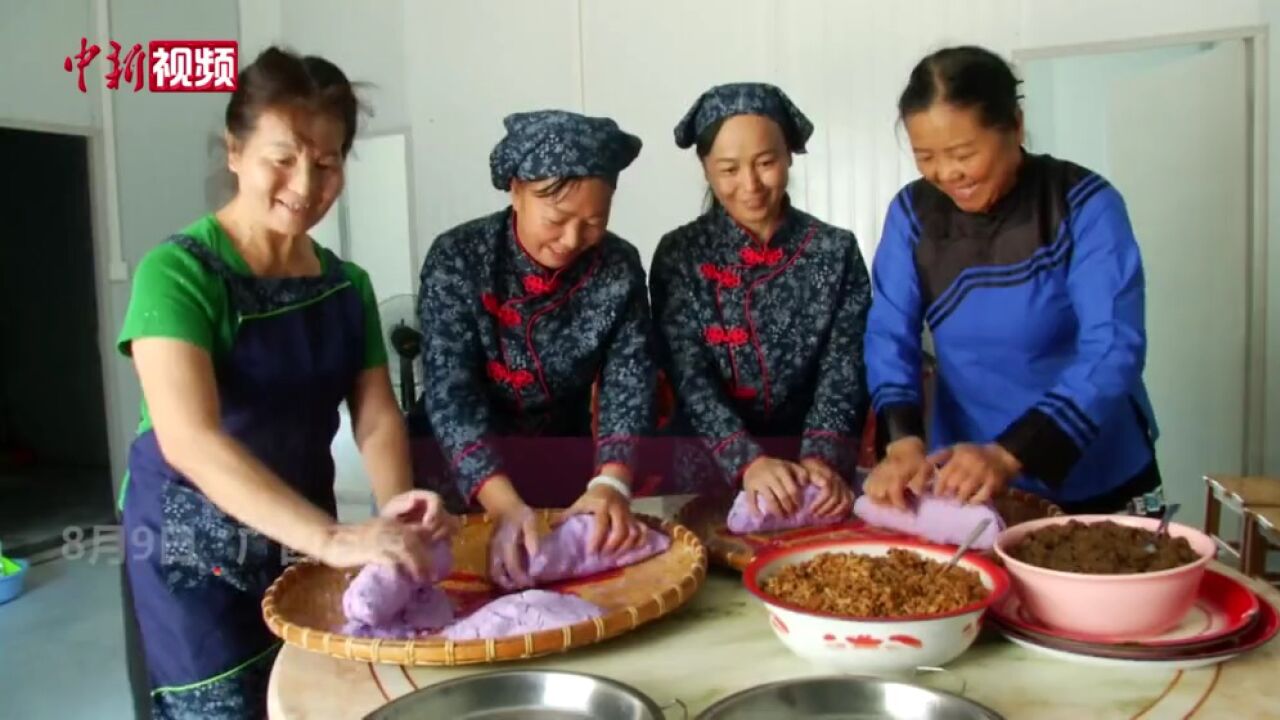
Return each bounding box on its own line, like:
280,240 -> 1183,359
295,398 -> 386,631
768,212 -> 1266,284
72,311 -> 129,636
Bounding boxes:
1013,25 -> 1271,476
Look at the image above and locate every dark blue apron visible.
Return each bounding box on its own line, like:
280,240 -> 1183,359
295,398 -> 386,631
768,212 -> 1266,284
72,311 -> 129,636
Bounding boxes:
122,235 -> 365,719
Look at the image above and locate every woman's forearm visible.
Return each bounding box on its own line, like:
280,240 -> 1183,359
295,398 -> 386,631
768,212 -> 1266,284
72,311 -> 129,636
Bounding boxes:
355,409 -> 415,510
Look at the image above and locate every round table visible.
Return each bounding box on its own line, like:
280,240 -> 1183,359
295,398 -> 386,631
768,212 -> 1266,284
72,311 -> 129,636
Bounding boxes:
268,498 -> 1280,720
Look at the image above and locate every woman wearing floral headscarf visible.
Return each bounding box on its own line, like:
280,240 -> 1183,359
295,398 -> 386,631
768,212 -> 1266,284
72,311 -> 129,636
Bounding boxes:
651,83 -> 871,520
417,110 -> 656,586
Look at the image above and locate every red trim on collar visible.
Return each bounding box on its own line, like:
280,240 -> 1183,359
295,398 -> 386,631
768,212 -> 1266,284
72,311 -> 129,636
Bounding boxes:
740,245 -> 784,266
522,274 -> 559,295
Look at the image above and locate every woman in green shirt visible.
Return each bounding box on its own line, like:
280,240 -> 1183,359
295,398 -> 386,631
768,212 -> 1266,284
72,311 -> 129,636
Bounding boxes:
116,47 -> 453,719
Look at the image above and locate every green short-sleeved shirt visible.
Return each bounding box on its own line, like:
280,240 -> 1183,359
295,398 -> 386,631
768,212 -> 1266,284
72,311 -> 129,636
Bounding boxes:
117,213 -> 388,435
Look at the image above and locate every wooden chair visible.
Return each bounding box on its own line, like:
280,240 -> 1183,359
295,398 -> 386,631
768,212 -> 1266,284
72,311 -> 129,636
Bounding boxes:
1203,475 -> 1280,573
1241,505 -> 1280,587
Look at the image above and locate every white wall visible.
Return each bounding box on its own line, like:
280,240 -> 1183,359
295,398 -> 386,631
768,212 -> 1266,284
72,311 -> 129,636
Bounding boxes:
404,0 -> 583,254
577,0 -> 779,256
279,0 -> 409,136
1,1 -> 95,129
236,0 -> 280,66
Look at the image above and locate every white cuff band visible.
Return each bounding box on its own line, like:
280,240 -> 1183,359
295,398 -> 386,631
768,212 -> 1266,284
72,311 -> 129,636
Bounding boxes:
587,475 -> 632,501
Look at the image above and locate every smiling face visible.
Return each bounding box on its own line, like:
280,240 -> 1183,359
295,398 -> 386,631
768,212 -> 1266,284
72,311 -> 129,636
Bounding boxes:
225,106 -> 346,237
510,177 -> 614,269
702,114 -> 791,233
903,101 -> 1024,213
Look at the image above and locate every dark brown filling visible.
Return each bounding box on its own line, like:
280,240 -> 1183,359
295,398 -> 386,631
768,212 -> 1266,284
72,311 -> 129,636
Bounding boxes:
1009,520 -> 1201,574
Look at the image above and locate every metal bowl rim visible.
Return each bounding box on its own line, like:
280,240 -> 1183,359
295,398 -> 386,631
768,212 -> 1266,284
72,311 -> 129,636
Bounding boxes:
366,669 -> 667,718
696,673 -> 1004,719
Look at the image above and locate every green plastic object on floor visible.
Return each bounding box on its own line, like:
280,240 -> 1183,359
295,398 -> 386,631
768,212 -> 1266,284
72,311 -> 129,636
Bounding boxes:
0,542 -> 20,576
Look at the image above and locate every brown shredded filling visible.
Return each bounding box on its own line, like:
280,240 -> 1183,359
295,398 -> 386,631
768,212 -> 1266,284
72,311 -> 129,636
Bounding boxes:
761,549 -> 989,618
1008,520 -> 1201,574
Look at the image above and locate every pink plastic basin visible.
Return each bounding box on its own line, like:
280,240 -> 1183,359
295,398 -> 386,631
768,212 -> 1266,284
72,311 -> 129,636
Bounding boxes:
993,515 -> 1217,640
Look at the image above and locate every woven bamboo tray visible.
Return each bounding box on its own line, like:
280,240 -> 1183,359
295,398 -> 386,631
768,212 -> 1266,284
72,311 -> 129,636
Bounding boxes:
677,487 -> 1064,572
261,511 -> 707,666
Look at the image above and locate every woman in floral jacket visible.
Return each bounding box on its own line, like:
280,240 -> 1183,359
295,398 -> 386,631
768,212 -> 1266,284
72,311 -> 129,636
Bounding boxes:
651,83 -> 871,519
417,110 -> 656,586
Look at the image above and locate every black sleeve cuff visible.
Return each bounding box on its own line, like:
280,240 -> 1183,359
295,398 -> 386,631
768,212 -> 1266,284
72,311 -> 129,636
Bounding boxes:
996,409 -> 1083,488
874,403 -> 925,459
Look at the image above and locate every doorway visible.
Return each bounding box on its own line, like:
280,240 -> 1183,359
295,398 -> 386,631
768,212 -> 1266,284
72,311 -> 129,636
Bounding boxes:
0,127 -> 116,556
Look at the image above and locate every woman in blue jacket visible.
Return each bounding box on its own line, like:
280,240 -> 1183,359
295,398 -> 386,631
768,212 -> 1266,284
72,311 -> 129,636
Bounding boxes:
864,46 -> 1164,516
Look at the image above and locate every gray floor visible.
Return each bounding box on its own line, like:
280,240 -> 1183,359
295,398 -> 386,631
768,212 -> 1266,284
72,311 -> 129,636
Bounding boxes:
1,493 -> 373,720
0,554 -> 134,719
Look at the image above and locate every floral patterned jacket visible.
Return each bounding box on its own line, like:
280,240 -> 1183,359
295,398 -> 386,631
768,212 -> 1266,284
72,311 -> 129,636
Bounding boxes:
650,202 -> 871,484
418,208 -> 656,498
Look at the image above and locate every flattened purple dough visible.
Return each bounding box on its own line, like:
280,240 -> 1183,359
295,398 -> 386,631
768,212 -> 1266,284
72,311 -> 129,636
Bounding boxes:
852,493 -> 1004,549
441,590 -> 604,641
